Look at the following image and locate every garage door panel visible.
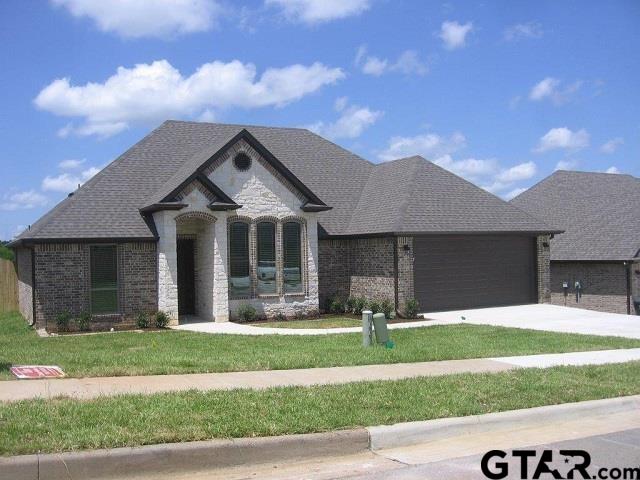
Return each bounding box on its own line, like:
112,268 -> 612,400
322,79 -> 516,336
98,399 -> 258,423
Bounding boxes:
414,235 -> 536,312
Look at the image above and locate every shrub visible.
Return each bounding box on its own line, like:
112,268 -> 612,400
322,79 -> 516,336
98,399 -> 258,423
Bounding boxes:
380,298 -> 394,319
136,312 -> 150,329
294,309 -> 305,321
353,297 -> 367,315
237,304 -> 257,323
405,298 -> 420,319
274,311 -> 286,322
367,299 -> 381,314
346,296 -> 356,314
0,244 -> 14,261
155,311 -> 170,328
329,296 -> 345,314
55,311 -> 71,332
76,312 -> 91,332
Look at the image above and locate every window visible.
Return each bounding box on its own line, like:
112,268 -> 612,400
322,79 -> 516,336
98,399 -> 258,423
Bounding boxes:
229,222 -> 250,297
90,245 -> 118,314
257,222 -> 276,294
283,222 -> 302,293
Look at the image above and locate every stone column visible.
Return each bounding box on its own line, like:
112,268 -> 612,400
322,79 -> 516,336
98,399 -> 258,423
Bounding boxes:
213,214 -> 229,322
153,211 -> 178,323
306,216 -> 320,315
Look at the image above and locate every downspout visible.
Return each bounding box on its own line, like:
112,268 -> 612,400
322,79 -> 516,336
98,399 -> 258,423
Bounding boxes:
625,261 -> 631,315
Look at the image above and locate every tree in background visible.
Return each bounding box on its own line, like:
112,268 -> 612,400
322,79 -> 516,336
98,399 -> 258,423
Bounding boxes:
0,241 -> 14,261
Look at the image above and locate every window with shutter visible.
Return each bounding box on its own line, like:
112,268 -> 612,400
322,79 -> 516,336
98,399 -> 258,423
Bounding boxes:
90,245 -> 118,314
257,222 -> 276,294
283,222 -> 302,293
229,222 -> 250,297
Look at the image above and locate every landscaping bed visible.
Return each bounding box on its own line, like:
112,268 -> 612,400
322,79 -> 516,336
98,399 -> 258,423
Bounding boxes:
2,361 -> 639,455
2,311 -> 640,380
251,316 -> 361,329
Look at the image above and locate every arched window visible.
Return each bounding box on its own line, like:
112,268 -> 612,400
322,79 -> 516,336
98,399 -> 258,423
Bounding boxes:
229,222 -> 249,297
283,222 -> 302,293
256,222 -> 276,294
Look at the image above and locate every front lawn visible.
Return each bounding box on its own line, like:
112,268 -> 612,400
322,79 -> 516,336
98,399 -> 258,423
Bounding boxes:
253,317 -> 360,329
2,361 -> 639,455
2,311 -> 640,380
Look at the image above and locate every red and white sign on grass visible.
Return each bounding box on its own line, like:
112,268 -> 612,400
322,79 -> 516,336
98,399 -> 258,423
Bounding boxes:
10,365 -> 65,379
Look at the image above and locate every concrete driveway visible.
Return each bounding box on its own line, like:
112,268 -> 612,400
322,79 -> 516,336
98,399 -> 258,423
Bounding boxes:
425,304 -> 640,339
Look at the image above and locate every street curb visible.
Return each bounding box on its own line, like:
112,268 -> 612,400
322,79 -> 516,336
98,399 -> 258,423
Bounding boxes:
0,429 -> 370,480
366,394 -> 640,450
2,396 -> 638,479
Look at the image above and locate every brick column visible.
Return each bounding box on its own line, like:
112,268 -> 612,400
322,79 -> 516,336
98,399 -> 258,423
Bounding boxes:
213,214 -> 229,322
396,236 -> 415,316
536,235 -> 551,303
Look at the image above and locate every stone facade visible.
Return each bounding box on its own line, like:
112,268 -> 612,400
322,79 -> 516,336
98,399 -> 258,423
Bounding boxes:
15,247 -> 34,325
153,138 -> 320,322
550,261 -> 637,315
32,242 -> 157,331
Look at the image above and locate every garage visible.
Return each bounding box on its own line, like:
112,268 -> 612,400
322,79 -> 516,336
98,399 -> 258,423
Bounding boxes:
414,235 -> 537,312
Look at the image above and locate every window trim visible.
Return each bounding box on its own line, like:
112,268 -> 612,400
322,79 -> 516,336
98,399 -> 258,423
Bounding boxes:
256,220 -> 277,296
89,244 -> 119,315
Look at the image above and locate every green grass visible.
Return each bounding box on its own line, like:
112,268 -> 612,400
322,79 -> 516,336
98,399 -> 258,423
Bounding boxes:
253,317 -> 361,329
2,310 -> 640,380
2,362 -> 639,456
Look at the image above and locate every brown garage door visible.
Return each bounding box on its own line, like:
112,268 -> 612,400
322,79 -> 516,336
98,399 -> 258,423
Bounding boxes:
414,235 -> 536,312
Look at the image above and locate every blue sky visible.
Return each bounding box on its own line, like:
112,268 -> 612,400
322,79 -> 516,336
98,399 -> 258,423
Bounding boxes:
1,0 -> 639,240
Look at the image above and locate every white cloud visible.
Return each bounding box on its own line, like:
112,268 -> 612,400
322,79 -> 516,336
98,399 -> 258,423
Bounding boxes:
439,20 -> 473,50
35,59 -> 344,138
1,190 -> 48,211
555,159 -> 579,171
58,158 -> 86,169
356,46 -> 428,76
605,166 -> 621,174
535,127 -> 590,153
266,0 -> 370,24
600,137 -> 624,154
495,161 -> 537,183
42,166 -> 101,193
529,77 -> 582,105
52,0 -> 220,38
378,131 -> 466,162
307,98 -> 382,139
378,129 -> 538,200
504,187 -> 527,200
503,22 -> 543,41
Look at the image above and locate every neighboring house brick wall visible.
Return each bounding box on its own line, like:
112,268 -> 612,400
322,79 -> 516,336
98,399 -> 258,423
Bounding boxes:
34,242 -> 158,331
15,247 -> 34,325
550,261 -> 631,315
537,235 -> 551,304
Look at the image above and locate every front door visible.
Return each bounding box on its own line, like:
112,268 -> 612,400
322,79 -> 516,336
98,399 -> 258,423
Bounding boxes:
177,238 -> 196,316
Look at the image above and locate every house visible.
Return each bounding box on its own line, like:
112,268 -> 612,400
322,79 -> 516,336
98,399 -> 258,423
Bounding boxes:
511,170 -> 640,315
10,121 -> 558,331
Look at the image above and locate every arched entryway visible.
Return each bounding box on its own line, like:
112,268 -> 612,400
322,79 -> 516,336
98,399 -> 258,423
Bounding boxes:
175,212 -> 216,322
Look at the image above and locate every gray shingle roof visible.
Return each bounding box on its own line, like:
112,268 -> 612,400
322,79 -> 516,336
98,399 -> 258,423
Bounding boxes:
510,170 -> 640,261
15,120 -> 556,243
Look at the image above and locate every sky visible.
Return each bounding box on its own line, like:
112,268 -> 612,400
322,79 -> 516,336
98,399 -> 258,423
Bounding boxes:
1,0 -> 639,241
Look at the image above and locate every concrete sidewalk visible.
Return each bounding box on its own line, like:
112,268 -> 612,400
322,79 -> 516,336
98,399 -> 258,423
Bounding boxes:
2,348 -> 640,402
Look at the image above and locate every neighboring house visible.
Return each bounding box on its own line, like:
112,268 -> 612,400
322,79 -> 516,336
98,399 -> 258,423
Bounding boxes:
511,170 -> 640,315
10,121 -> 557,331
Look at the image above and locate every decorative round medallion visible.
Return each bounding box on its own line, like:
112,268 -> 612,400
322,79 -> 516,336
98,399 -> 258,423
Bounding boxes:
233,152 -> 251,171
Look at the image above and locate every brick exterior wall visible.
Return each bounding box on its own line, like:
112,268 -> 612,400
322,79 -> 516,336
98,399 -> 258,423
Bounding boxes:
318,236 -> 397,312
33,242 -> 158,331
396,236 -> 415,316
549,261 -> 633,315
536,235 -> 551,303
15,247 -> 34,325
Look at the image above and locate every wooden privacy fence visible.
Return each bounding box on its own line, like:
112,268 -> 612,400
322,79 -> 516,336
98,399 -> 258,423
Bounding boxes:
0,259 -> 18,313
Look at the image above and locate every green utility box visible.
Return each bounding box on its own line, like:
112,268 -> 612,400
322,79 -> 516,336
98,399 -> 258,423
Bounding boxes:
372,313 -> 389,344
